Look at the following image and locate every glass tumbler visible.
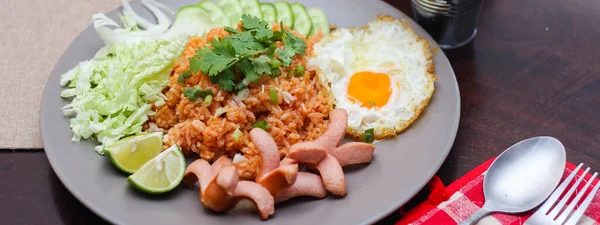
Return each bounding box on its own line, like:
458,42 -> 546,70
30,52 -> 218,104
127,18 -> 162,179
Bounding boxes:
411,0 -> 484,49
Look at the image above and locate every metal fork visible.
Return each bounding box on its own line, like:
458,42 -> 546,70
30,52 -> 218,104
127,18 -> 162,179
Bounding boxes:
524,163 -> 600,225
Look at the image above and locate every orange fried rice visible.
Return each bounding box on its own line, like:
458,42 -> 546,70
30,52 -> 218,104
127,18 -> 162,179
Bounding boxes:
147,25 -> 331,180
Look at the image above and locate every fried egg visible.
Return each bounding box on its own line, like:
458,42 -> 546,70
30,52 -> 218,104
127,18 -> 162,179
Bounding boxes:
307,15 -> 436,140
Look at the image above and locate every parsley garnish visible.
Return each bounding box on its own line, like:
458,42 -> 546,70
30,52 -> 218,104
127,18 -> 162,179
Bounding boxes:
186,14 -> 308,91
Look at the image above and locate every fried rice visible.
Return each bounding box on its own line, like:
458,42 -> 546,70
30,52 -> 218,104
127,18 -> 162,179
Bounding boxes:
147,25 -> 331,180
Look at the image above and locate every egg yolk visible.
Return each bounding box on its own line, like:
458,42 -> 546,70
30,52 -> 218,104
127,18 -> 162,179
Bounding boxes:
347,71 -> 392,108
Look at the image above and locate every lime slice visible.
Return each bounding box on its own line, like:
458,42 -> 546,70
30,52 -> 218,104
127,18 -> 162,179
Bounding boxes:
127,145 -> 185,194
104,132 -> 164,174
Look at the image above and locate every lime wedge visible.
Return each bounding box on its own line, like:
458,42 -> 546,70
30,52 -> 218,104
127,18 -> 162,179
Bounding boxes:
127,145 -> 185,194
104,132 -> 164,174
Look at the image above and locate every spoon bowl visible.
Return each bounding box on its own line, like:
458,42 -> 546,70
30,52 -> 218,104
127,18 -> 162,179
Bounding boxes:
459,136 -> 566,225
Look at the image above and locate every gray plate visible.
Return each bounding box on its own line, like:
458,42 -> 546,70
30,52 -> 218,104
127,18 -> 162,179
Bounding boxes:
40,0 -> 460,224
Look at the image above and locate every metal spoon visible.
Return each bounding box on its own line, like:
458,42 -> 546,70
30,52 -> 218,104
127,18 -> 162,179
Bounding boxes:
459,136 -> 566,225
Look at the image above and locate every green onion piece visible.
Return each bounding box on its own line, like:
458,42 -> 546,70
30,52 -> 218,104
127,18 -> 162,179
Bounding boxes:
183,87 -> 213,101
270,59 -> 282,68
295,65 -> 305,77
271,68 -> 282,77
224,26 -> 240,34
232,128 -> 243,142
363,128 -> 375,143
203,95 -> 213,107
177,71 -> 192,84
269,88 -> 278,104
253,120 -> 270,130
369,101 -> 375,106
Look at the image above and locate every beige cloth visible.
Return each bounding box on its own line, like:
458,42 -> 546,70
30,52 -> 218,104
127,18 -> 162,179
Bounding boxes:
1,0 -> 121,148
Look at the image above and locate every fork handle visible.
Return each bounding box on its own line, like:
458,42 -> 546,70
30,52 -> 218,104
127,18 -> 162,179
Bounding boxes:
458,208 -> 492,225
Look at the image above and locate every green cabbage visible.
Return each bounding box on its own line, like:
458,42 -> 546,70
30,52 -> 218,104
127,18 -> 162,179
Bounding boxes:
60,0 -> 217,153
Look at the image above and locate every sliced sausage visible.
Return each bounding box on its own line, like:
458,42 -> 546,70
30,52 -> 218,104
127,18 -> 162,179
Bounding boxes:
250,128 -> 280,179
280,157 -> 298,166
276,172 -> 328,203
183,159 -> 212,193
257,164 -> 299,197
315,154 -> 346,196
231,181 -> 276,220
287,143 -> 328,164
330,142 -> 375,166
314,109 -> 348,150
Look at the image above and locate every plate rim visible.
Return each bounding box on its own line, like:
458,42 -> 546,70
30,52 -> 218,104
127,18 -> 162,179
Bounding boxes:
40,0 -> 461,224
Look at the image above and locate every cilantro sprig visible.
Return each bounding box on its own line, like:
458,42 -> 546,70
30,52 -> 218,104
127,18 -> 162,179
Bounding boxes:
186,14 -> 307,91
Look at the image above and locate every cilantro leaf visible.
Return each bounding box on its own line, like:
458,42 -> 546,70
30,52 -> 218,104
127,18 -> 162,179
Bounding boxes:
227,32 -> 266,55
250,56 -> 272,75
275,47 -> 295,67
255,29 -> 274,41
241,14 -> 269,30
190,47 -> 236,76
211,37 -> 236,57
283,30 -> 307,56
238,60 -> 261,83
217,70 -> 236,91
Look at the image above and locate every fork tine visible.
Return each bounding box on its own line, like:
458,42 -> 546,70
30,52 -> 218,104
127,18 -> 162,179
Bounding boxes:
556,172 -> 598,224
538,163 -> 584,213
548,167 -> 590,218
564,176 -> 600,225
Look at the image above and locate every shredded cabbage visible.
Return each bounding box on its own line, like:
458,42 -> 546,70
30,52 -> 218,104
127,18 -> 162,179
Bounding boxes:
60,0 -> 217,153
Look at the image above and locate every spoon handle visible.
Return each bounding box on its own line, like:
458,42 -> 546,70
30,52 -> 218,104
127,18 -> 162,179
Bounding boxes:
458,208 -> 492,225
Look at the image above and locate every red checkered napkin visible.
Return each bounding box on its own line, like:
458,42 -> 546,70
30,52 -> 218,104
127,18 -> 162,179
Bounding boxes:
396,158 -> 600,225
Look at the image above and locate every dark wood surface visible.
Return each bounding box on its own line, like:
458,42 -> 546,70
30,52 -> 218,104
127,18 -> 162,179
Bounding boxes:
2,0 -> 600,224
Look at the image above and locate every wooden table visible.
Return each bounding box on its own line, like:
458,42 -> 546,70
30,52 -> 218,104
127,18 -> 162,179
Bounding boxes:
2,0 -> 599,224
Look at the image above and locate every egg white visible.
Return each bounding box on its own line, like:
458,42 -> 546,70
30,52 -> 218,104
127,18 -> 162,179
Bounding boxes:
307,15 -> 436,139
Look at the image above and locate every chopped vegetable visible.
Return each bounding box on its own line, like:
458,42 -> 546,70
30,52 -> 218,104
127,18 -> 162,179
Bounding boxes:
203,95 -> 213,107
234,88 -> 250,101
215,107 -> 230,117
363,128 -> 374,144
60,0 -> 218,153
281,91 -> 295,103
253,120 -> 270,130
183,87 -> 213,101
232,128 -> 243,142
232,153 -> 247,163
270,59 -> 282,68
295,65 -> 305,77
177,71 -> 192,84
269,88 -> 278,104
186,14 -> 306,91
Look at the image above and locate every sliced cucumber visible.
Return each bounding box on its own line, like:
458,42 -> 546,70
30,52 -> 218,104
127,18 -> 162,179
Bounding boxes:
239,0 -> 263,19
290,3 -> 312,36
260,3 -> 278,26
308,8 -> 329,36
217,0 -> 245,27
274,1 -> 294,28
199,1 -> 232,26
171,5 -> 216,37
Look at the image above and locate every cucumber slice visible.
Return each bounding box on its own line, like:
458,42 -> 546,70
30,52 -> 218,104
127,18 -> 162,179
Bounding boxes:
308,8 -> 329,36
274,1 -> 294,28
217,0 -> 245,26
239,0 -> 263,19
290,3 -> 312,36
260,3 -> 278,26
171,5 -> 217,37
199,1 -> 232,26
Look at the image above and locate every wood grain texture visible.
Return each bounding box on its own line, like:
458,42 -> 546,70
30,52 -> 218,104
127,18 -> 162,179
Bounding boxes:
1,0 -> 599,224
